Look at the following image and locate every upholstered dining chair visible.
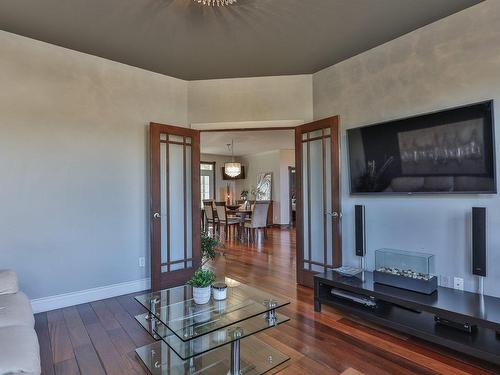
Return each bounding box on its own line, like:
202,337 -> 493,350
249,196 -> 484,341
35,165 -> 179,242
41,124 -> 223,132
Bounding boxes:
244,202 -> 270,242
203,200 -> 218,235
215,201 -> 240,240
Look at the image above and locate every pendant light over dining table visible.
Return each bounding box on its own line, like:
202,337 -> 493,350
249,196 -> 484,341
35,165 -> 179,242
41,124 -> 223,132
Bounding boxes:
224,140 -> 242,178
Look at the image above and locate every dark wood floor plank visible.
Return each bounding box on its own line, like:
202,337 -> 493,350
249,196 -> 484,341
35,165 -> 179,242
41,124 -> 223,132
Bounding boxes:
54,358 -> 80,375
63,306 -> 92,348
47,309 -> 75,364
116,292 -> 149,317
103,298 -> 154,348
73,344 -> 106,375
76,303 -> 100,326
34,313 -> 55,375
85,321 -> 134,375
91,300 -> 122,330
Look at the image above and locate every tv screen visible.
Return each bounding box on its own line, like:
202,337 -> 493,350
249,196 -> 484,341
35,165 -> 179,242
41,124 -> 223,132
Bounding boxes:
347,100 -> 496,194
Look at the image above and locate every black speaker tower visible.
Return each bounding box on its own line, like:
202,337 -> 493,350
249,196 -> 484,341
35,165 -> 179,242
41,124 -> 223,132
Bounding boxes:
472,207 -> 486,277
355,205 -> 366,257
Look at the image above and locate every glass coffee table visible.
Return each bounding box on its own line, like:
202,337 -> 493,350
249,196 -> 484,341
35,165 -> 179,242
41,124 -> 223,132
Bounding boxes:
134,277 -> 291,374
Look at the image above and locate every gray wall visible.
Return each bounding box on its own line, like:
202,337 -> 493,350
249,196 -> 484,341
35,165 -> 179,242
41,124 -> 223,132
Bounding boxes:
0,31 -> 188,299
313,1 -> 500,296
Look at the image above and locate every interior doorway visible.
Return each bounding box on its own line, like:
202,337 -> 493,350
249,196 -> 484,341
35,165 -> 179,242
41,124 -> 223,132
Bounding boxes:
149,118 -> 341,292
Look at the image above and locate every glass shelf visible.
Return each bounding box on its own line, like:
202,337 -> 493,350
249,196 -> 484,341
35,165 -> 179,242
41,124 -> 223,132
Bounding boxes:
135,279 -> 289,342
135,312 -> 290,360
135,335 -> 290,375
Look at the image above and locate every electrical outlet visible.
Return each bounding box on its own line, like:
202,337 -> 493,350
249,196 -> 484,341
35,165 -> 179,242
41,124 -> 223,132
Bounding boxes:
139,257 -> 145,267
454,277 -> 464,291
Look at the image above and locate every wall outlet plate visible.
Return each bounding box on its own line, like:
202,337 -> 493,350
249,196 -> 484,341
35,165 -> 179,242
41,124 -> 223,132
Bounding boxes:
440,275 -> 450,288
454,277 -> 464,291
139,257 -> 146,267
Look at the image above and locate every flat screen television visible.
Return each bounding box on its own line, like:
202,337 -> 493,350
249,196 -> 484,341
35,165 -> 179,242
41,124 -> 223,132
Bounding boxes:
347,100 -> 496,194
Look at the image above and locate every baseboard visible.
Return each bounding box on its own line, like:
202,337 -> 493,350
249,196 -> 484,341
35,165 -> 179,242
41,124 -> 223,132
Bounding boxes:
30,278 -> 151,313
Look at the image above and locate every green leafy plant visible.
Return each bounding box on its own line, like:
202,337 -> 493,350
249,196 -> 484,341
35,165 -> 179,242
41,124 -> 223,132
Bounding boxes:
188,268 -> 216,288
201,231 -> 223,266
187,231 -> 224,288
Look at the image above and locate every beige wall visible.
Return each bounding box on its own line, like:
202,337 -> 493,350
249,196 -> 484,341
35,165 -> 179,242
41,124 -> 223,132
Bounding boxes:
188,75 -> 313,125
0,30 -> 188,299
313,0 -> 500,296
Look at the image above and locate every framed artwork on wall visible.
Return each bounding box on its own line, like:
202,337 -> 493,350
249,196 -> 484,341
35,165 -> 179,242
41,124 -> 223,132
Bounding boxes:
255,172 -> 272,201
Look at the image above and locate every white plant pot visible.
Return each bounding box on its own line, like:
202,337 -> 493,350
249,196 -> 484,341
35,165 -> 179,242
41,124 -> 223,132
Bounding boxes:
192,286 -> 211,305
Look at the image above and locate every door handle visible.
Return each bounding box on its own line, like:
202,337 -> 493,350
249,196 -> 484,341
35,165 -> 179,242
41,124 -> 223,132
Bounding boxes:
325,211 -> 342,219
153,213 -> 161,219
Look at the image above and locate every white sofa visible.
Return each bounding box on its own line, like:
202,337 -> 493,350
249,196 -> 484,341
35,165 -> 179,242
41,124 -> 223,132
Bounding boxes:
0,270 -> 40,375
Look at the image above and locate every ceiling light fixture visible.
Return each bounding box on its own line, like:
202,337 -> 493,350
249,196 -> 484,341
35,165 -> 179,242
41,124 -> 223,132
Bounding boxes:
224,140 -> 242,178
194,0 -> 236,6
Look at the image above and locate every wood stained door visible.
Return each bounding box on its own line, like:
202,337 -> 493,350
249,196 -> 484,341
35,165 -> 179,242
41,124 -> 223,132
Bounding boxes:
150,123 -> 201,291
295,116 -> 341,287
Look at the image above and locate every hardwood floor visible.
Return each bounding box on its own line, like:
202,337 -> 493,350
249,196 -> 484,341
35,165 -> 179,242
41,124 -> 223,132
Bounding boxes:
35,228 -> 500,374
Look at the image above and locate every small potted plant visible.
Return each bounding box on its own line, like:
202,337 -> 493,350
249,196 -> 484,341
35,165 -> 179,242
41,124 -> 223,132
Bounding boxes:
188,231 -> 224,304
188,268 -> 216,304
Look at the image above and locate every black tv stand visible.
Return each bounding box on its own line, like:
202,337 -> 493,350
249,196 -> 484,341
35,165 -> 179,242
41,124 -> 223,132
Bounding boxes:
314,271 -> 500,366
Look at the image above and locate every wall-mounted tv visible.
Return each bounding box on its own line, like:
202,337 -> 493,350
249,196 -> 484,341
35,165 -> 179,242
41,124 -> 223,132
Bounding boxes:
347,100 -> 496,194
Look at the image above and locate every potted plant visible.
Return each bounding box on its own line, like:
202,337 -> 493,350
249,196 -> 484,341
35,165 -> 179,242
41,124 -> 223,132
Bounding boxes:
188,268 -> 216,304
188,231 -> 224,304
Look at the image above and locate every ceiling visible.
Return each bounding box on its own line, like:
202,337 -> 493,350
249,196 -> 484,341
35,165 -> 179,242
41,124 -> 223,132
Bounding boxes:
201,130 -> 294,156
0,0 -> 481,80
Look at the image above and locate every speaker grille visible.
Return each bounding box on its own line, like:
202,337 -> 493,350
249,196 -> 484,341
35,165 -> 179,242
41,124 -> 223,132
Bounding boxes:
472,207 -> 486,277
355,205 -> 365,257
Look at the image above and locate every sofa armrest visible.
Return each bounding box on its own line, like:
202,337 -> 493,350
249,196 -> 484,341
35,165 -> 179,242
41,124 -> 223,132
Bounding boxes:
0,270 -> 19,295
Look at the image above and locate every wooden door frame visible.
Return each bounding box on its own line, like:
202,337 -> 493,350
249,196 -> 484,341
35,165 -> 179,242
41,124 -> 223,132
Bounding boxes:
295,116 -> 342,287
150,122 -> 201,291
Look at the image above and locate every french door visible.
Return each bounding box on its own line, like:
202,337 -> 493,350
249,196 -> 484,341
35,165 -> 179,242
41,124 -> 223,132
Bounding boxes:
295,116 -> 341,287
150,123 -> 201,291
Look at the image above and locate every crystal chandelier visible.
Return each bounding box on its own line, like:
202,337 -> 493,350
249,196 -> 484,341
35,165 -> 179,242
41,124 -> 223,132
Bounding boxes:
194,0 -> 236,6
224,140 -> 242,178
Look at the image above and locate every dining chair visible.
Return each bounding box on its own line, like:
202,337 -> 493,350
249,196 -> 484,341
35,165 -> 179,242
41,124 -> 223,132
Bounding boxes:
202,200 -> 218,235
215,201 -> 240,241
244,202 -> 270,242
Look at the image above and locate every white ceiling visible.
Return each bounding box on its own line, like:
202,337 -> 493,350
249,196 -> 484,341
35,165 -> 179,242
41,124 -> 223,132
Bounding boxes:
201,130 -> 294,156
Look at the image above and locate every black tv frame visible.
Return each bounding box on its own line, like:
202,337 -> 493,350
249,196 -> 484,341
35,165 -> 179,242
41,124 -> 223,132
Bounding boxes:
347,100 -> 497,195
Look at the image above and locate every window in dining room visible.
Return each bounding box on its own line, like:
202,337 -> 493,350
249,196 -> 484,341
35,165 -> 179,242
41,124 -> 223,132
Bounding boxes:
200,162 -> 215,202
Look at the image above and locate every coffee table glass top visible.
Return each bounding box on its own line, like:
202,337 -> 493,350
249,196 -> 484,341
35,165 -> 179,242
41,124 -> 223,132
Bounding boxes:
135,277 -> 289,342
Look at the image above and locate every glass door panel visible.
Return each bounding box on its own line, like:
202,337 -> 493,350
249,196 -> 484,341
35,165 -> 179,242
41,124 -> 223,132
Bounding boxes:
151,123 -> 200,291
295,117 -> 341,287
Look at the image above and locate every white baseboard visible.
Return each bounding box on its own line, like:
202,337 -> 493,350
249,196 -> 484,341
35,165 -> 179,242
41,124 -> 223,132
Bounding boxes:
30,278 -> 151,313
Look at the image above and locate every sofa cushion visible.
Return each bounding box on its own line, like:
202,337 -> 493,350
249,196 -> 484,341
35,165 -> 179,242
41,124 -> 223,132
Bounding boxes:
0,292 -> 34,328
0,270 -> 18,295
0,325 -> 41,375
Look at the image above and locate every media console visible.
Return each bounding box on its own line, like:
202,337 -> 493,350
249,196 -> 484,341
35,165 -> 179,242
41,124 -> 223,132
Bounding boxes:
314,271 -> 500,366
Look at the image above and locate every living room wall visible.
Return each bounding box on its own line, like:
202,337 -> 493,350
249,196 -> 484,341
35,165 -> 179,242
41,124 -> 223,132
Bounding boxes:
0,30 -> 188,300
313,0 -> 500,296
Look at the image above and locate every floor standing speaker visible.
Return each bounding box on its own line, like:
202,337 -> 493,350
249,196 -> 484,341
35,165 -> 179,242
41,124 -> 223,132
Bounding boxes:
472,207 -> 486,277
355,205 -> 366,257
